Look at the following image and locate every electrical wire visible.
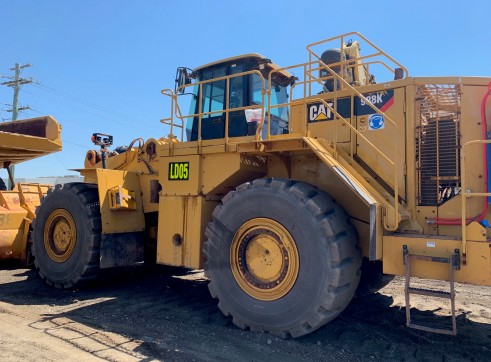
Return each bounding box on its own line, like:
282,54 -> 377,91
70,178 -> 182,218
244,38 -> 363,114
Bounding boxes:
31,79 -> 145,124
27,108 -> 91,149
4,71 -> 167,135
21,89 -> 153,130
63,139 -> 90,149
54,154 -> 69,171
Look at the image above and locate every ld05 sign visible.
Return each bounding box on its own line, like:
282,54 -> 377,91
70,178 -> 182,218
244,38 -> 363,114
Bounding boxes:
168,162 -> 189,180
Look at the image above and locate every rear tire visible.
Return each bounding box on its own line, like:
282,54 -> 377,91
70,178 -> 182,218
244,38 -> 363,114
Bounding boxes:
32,183 -> 101,288
204,178 -> 361,338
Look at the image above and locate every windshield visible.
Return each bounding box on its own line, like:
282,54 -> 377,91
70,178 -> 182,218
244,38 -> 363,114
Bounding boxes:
251,74 -> 289,122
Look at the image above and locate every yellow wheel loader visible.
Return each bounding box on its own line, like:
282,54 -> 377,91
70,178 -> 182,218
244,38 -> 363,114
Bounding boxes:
0,116 -> 62,264
32,32 -> 491,337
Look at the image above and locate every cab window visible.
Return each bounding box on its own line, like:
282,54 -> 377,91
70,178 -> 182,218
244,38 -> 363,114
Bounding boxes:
201,67 -> 226,118
251,74 -> 289,135
229,63 -> 246,109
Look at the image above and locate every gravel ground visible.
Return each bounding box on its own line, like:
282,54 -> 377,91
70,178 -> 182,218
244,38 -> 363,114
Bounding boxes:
0,263 -> 489,361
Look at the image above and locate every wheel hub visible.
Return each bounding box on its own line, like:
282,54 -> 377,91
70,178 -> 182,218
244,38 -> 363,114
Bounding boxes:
231,218 -> 299,301
44,209 -> 76,263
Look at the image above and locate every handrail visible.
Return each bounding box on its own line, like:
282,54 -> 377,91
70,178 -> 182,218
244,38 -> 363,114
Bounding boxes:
312,63 -> 399,231
297,64 -> 400,129
160,33 -> 405,230
167,70 -> 266,143
268,58 -> 401,230
160,89 -> 184,141
304,59 -> 399,89
460,139 -> 491,255
305,32 -> 409,82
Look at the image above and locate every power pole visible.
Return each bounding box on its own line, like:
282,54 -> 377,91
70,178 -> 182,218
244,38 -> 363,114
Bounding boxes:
1,63 -> 32,189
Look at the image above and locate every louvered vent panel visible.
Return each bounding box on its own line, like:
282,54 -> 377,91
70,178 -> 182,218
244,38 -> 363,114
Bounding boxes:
415,84 -> 461,206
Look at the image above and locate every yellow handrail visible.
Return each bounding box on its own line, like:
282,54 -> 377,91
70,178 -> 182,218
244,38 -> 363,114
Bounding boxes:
160,32 -> 406,230
167,70 -> 266,143
160,89 -> 184,141
305,31 -> 409,82
460,139 -> 491,255
268,59 -> 400,230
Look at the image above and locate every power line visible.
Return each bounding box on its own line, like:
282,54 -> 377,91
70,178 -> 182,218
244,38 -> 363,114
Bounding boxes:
9,72 -> 166,134
3,67 -> 167,149
22,89 -> 154,131
31,79 -> 144,124
64,139 -> 91,149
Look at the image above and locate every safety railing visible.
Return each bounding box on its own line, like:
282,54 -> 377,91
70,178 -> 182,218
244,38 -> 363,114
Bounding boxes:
160,89 -> 185,142
160,32 -> 406,230
460,139 -> 491,256
267,58 -> 401,230
305,32 -> 408,95
161,70 -> 267,145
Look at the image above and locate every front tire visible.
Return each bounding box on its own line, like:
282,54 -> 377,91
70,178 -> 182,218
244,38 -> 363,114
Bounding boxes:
204,178 -> 361,338
32,183 -> 101,288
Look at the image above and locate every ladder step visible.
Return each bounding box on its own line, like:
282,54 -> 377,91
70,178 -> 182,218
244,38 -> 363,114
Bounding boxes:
408,322 -> 456,336
407,287 -> 452,299
407,254 -> 451,264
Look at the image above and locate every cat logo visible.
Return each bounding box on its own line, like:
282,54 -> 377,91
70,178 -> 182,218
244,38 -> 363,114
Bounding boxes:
308,102 -> 333,122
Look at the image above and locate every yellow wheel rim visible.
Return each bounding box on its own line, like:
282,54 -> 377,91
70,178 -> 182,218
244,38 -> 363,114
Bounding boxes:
44,209 -> 77,263
230,218 -> 299,301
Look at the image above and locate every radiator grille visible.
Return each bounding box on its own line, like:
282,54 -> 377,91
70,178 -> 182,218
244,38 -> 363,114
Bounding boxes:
415,84 -> 461,206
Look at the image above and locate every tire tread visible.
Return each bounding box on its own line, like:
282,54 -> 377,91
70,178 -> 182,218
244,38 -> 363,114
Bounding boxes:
32,182 -> 101,288
204,178 -> 362,338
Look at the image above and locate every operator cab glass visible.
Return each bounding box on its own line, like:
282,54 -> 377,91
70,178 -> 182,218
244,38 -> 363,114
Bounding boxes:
185,55 -> 291,141
250,73 -> 289,139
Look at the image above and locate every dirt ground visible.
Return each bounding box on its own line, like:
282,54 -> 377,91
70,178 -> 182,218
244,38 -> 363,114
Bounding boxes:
0,263 -> 489,362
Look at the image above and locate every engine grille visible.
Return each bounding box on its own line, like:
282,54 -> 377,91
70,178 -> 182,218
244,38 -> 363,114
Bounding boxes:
415,84 -> 461,206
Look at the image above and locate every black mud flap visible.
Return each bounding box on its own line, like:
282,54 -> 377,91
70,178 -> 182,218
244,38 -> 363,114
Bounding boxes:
100,232 -> 144,268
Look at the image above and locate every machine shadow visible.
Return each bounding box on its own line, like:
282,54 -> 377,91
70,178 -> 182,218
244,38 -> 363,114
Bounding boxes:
1,264 -> 490,361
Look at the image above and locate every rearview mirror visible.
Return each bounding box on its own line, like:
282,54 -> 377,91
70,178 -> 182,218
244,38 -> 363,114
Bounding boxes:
176,67 -> 192,94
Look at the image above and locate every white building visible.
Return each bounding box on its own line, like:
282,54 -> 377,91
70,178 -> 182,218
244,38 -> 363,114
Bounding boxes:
14,175 -> 84,185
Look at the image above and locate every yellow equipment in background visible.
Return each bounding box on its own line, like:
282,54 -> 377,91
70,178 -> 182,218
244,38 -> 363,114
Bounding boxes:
32,33 -> 491,337
0,116 -> 62,264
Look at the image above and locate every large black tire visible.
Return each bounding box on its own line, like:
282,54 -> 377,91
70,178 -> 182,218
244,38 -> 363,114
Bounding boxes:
0,177 -> 6,191
32,183 -> 101,288
204,178 -> 361,338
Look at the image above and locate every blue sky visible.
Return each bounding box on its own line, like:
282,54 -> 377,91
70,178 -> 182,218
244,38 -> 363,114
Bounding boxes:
1,0 -> 491,178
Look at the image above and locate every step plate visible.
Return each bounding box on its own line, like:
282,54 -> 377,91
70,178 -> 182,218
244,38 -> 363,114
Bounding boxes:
408,322 -> 456,336
407,287 -> 452,299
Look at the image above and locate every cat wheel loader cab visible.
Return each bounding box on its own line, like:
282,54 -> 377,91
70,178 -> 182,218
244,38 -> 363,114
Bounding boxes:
177,54 -> 293,142
33,32 -> 491,338
0,116 -> 62,264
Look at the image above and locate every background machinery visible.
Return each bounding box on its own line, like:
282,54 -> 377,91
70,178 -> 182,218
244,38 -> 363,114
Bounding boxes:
0,116 -> 62,264
32,32 -> 491,337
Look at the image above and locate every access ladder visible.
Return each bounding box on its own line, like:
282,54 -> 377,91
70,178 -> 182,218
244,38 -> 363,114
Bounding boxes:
403,245 -> 460,335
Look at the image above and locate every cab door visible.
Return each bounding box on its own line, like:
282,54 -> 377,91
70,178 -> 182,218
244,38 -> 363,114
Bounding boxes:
190,63 -> 251,141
